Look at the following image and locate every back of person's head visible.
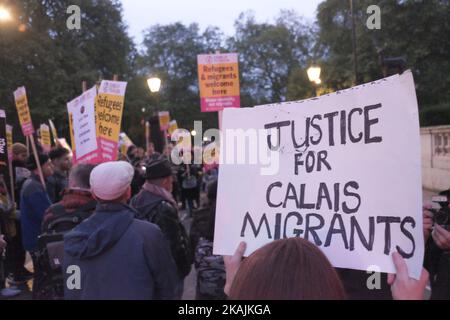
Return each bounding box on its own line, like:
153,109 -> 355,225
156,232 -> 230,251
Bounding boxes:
12,143 -> 27,156
69,164 -> 96,190
12,143 -> 28,164
26,153 -> 49,171
229,238 -> 346,300
90,161 -> 134,202
49,147 -> 70,161
144,155 -> 172,181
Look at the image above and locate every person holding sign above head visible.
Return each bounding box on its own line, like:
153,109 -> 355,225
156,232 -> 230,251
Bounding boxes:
224,240 -> 429,300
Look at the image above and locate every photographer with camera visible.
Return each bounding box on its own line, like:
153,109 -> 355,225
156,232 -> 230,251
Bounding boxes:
423,189 -> 450,300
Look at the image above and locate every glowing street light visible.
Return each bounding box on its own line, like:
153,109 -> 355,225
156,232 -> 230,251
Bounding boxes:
307,65 -> 322,85
307,65 -> 322,97
191,130 -> 197,137
0,7 -> 12,22
147,77 -> 161,93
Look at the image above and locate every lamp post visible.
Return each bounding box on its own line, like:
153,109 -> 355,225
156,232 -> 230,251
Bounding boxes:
307,65 -> 322,97
147,77 -> 166,149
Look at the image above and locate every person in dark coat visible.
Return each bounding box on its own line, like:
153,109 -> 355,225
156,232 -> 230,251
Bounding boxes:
63,161 -> 178,300
20,153 -> 54,298
20,154 -> 54,253
5,143 -> 31,284
131,156 -> 192,299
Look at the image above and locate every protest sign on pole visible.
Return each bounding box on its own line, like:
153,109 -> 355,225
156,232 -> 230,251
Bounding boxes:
0,110 -> 10,194
40,124 -> 52,153
214,71 -> 423,279
168,120 -> 178,136
13,87 -> 35,137
96,80 -> 127,162
197,53 -> 240,113
13,87 -> 45,188
159,111 -> 170,131
6,125 -> 13,163
68,86 -> 101,164
67,107 -> 76,159
119,132 -> 134,156
48,119 -> 59,146
158,111 -> 170,146
5,125 -> 14,203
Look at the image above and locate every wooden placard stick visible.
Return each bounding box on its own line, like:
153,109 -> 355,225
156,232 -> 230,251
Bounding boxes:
29,134 -> 46,189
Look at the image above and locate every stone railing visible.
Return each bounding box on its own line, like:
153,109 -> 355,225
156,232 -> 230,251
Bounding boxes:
421,125 -> 450,192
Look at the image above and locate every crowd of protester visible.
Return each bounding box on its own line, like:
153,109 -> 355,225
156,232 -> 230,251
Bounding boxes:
0,140 -> 449,300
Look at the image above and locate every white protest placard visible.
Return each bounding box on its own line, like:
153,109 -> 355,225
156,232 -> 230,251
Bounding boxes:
67,86 -> 101,164
214,71 -> 423,279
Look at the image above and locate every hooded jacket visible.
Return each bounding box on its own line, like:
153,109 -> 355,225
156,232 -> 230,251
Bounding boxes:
63,202 -> 178,300
20,174 -> 52,251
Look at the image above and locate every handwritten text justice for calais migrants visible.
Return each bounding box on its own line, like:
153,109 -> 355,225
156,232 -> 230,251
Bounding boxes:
240,103 -> 417,258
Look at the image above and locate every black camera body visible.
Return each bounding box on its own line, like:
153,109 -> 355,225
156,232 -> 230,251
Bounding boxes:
430,190 -> 450,230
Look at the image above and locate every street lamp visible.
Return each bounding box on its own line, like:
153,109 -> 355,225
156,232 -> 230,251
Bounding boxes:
147,77 -> 161,93
307,65 -> 322,97
0,6 -> 12,22
307,65 -> 321,84
191,130 -> 197,137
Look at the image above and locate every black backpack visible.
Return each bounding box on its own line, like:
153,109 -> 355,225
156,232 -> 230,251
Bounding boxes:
133,199 -> 193,279
34,201 -> 97,300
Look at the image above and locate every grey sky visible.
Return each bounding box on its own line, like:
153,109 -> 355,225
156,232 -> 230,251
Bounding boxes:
121,0 -> 323,46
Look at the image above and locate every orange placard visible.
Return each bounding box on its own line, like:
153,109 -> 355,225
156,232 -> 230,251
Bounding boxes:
198,53 -> 241,112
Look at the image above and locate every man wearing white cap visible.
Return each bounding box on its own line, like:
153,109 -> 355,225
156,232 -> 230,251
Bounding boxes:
63,161 -> 178,300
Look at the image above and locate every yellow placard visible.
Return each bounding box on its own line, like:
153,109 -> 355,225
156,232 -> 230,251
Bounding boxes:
14,87 -> 35,136
40,124 -> 51,151
168,120 -> 178,135
15,95 -> 31,125
6,125 -> 13,160
48,119 -> 59,144
96,93 -> 125,143
159,111 -> 170,131
68,112 -> 76,152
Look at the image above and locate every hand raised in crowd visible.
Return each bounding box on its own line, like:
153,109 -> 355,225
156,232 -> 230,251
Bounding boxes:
223,241 -> 247,296
432,224 -> 450,250
387,251 -> 429,300
423,205 -> 434,241
0,234 -> 6,251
